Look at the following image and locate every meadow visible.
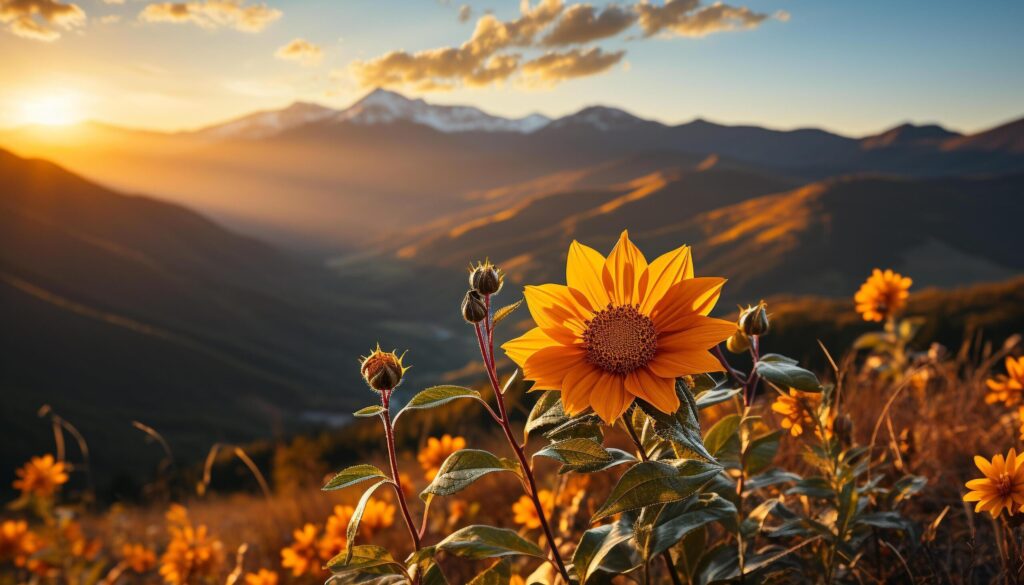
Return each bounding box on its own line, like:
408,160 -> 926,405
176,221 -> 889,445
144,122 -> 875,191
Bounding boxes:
2,234 -> 1021,585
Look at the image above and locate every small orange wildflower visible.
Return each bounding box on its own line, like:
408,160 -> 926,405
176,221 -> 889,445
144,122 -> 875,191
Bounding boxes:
512,490 -> 555,530
0,520 -> 40,567
280,523 -> 320,577
159,524 -> 224,585
359,498 -> 396,536
122,543 -> 157,573
13,454 -> 68,498
964,448 -> 1024,518
502,231 -> 735,423
318,505 -> 354,561
771,389 -> 822,437
854,268 -> 912,322
986,356 -> 1024,407
418,435 -> 466,481
244,569 -> 279,585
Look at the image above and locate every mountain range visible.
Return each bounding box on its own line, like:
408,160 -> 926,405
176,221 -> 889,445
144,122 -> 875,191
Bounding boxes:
2,89 -> 1023,491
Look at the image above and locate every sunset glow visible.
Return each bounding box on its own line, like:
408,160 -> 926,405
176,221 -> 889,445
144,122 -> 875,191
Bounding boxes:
17,94 -> 82,127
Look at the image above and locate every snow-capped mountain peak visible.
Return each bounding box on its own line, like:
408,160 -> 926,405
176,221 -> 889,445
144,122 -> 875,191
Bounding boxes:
335,88 -> 550,134
548,105 -> 654,132
193,101 -> 338,140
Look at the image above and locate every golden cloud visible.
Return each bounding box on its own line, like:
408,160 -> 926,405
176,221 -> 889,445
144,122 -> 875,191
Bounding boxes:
0,0 -> 86,41
542,3 -> 636,46
637,0 -> 774,37
522,47 -> 625,84
139,0 -> 281,32
275,37 -> 322,66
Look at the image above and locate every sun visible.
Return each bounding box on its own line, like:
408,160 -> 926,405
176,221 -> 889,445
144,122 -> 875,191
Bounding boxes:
18,94 -> 81,127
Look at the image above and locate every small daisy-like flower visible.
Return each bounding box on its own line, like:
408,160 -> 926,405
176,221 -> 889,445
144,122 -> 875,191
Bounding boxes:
122,543 -> 157,573
359,498 -> 396,535
963,449 -> 1024,518
854,269 -> 912,322
0,520 -> 41,568
159,524 -> 224,585
280,524 -> 321,577
771,389 -> 822,437
986,356 -> 1024,407
502,231 -> 735,423
418,435 -> 466,481
318,504 -> 354,561
13,454 -> 68,498
512,490 -> 555,530
244,569 -> 279,585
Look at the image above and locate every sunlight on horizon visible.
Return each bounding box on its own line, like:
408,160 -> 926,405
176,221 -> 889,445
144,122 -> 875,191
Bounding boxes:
16,93 -> 84,127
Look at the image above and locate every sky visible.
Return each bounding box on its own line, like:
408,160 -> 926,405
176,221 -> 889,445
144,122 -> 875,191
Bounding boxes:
1,0 -> 1023,136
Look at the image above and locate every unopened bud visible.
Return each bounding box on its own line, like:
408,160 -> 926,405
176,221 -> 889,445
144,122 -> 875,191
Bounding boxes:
359,345 -> 407,392
469,260 -> 503,295
739,300 -> 770,337
726,330 -> 750,353
461,290 -> 488,323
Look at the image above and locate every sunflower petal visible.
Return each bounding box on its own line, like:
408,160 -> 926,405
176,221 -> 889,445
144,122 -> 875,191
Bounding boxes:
567,240 -> 611,310
658,316 -> 737,351
651,277 -> 727,333
522,345 -> 586,390
647,349 -> 724,378
640,244 -> 694,313
625,367 -> 679,415
561,362 -> 602,416
603,230 -> 649,306
589,373 -> 633,423
523,284 -> 588,343
502,328 -> 560,368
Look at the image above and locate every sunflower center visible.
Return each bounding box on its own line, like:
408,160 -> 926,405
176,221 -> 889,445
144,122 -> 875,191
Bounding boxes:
582,304 -> 658,375
996,472 -> 1013,496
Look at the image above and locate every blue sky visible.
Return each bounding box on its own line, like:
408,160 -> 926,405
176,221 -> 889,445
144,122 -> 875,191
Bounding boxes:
1,0 -> 1022,135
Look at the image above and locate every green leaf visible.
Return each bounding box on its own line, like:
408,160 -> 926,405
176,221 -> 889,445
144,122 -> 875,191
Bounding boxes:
467,561 -> 511,585
535,438 -> 612,466
703,414 -> 741,463
344,479 -> 390,563
543,413 -> 604,443
743,430 -> 782,476
353,405 -> 385,418
744,469 -> 801,491
436,525 -> 546,560
572,522 -> 635,583
322,464 -> 388,491
524,391 -> 568,440
636,379 -> 716,462
327,544 -> 403,574
754,354 -> 822,392
396,386 -> 487,421
420,449 -> 519,500
492,299 -> 523,328
421,563 -> 450,585
695,387 -> 742,409
644,494 -> 737,558
592,460 -> 721,522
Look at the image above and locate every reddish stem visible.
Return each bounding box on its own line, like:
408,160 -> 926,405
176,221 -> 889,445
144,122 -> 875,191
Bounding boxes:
380,390 -> 421,552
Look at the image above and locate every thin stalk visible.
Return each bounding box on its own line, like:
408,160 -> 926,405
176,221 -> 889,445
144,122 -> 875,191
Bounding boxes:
380,390 -> 422,552
473,317 -> 571,582
712,344 -> 748,388
745,335 -> 761,406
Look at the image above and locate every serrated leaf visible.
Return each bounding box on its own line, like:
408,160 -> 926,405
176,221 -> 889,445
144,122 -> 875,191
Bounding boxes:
644,494 -> 737,559
543,413 -> 604,443
592,460 -> 721,522
467,560 -> 511,585
636,379 -> 715,462
396,386 -> 487,421
344,479 -> 390,563
323,464 -> 388,491
534,438 -> 613,466
524,391 -> 567,440
754,354 -> 822,392
420,449 -> 519,500
561,448 -> 637,474
436,525 -> 546,560
492,300 -> 523,328
572,522 -> 635,583
327,544 -> 402,574
353,405 -> 385,418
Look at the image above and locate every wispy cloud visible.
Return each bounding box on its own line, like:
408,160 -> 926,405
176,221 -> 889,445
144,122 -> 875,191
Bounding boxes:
350,0 -> 783,92
0,0 -> 86,41
275,37 -> 322,66
139,0 -> 281,32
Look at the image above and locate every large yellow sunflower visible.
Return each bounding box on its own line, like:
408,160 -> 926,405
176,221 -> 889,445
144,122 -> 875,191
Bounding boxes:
502,231 -> 735,423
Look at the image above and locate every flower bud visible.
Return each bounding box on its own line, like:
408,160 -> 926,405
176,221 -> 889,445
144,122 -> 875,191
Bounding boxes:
468,260 -> 503,295
359,345 -> 408,392
461,290 -> 488,323
726,330 -> 750,353
739,300 -> 770,337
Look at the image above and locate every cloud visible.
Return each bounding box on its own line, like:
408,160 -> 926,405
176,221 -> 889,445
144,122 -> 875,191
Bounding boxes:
542,3 -> 636,46
139,0 -> 281,32
522,47 -> 624,84
637,0 -> 775,37
350,0 -> 783,92
275,37 -> 322,66
457,4 -> 471,22
0,0 -> 86,41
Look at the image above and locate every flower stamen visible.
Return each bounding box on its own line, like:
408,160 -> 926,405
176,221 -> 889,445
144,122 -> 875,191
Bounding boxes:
582,304 -> 657,375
